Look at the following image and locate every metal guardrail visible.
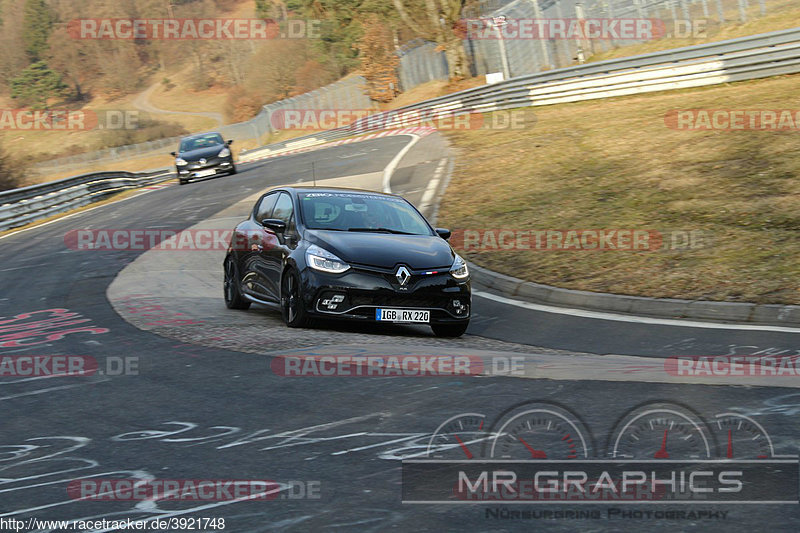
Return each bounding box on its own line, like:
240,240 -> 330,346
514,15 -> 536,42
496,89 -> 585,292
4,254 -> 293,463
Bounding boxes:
240,27 -> 800,162
0,169 -> 174,232
2,27 -> 799,231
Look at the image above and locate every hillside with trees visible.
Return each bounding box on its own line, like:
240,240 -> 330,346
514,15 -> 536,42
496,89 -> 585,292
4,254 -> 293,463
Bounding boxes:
0,0 -> 479,188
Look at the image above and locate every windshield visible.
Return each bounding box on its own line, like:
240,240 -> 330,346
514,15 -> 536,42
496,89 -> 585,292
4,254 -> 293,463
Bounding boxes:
179,133 -> 224,152
300,192 -> 433,235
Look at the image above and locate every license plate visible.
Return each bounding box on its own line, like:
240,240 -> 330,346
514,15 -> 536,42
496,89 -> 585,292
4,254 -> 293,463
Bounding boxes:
194,168 -> 216,177
376,308 -> 430,323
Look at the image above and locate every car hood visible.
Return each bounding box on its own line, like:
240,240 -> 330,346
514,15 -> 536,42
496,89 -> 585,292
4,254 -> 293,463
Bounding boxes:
306,230 -> 455,270
179,146 -> 226,161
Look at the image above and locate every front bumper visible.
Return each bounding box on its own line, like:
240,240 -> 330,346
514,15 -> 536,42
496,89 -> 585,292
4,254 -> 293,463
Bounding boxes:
178,156 -> 234,178
299,265 -> 471,324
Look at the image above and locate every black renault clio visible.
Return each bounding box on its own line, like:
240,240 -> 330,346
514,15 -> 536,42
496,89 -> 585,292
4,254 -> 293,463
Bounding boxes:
171,132 -> 236,185
223,187 -> 471,337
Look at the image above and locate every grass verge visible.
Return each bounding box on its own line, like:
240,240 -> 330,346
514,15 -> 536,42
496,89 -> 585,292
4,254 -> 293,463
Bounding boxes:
438,74 -> 800,305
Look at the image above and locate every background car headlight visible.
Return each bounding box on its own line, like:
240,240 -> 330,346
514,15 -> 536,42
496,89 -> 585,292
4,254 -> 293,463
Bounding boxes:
218,147 -> 231,158
306,244 -> 350,274
450,254 -> 469,279
175,158 -> 188,166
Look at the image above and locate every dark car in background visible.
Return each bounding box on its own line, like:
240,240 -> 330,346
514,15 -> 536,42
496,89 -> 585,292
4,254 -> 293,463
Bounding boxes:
223,187 -> 471,337
172,132 -> 236,185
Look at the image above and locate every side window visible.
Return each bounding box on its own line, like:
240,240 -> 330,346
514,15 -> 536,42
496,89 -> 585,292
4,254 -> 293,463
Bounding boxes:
271,193 -> 295,232
255,193 -> 278,222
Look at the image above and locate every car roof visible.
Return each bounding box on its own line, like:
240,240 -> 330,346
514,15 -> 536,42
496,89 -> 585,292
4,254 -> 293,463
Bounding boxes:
278,186 -> 402,198
181,132 -> 223,140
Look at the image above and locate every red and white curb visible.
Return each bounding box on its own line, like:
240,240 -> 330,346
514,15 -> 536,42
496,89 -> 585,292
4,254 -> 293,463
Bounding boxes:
239,127 -> 436,164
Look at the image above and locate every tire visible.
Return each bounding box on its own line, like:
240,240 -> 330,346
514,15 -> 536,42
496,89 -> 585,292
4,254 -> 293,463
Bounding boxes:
228,165 -> 237,175
179,178 -> 189,185
431,322 -> 469,338
224,256 -> 251,310
281,270 -> 311,328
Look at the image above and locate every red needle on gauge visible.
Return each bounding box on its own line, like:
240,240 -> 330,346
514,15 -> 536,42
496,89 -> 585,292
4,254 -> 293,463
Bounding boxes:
454,434 -> 473,459
654,429 -> 670,459
517,436 -> 548,459
727,429 -> 733,459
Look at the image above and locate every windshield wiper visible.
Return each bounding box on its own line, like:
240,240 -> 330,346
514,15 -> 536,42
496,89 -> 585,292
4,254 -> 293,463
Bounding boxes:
346,227 -> 415,235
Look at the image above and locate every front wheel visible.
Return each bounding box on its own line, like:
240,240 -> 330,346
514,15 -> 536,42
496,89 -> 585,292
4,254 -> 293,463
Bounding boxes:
431,322 -> 469,338
224,256 -> 251,310
228,165 -> 237,175
281,270 -> 311,328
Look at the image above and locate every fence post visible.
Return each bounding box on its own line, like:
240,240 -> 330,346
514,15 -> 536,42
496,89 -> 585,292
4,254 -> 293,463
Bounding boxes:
715,0 -> 724,23
680,0 -> 690,21
574,2 -> 593,57
529,0 -> 552,69
738,0 -> 747,23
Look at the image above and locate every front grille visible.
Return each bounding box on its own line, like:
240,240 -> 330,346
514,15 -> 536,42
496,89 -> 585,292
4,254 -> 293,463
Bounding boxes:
349,293 -> 451,309
188,157 -> 220,169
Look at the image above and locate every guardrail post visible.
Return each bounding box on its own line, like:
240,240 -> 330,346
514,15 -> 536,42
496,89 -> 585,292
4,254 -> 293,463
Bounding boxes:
738,0 -> 747,23
758,0 -> 766,17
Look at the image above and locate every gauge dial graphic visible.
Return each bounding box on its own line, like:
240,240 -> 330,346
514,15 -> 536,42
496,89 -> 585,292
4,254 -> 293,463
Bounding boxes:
713,413 -> 775,459
427,413 -> 487,459
611,404 -> 711,459
490,405 -> 590,459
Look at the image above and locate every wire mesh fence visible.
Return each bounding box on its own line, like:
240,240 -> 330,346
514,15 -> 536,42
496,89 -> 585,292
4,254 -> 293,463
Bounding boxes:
466,0 -> 791,78
31,0 -> 792,174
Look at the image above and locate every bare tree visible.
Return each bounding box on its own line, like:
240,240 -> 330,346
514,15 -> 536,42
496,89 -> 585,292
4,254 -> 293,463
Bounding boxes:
392,0 -> 471,79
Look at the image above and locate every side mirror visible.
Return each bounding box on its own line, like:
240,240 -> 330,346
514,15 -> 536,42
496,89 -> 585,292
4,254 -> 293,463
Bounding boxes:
435,228 -> 451,240
227,139 -> 234,145
170,151 -> 177,157
261,218 -> 286,234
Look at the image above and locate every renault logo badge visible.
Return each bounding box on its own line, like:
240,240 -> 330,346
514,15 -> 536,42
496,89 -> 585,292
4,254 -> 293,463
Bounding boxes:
395,266 -> 411,286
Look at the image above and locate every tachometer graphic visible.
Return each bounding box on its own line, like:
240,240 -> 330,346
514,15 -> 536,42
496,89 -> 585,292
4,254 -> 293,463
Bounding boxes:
712,413 -> 777,459
611,403 -> 711,459
427,413 -> 487,459
489,404 -> 590,459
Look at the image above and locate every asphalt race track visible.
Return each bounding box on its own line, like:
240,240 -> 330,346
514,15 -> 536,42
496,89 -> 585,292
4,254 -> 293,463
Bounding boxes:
1,133 -> 799,532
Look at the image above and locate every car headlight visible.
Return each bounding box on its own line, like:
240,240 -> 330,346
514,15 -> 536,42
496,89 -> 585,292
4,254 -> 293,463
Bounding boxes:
450,254 -> 469,279
218,147 -> 231,158
306,244 -> 350,274
175,158 -> 188,166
